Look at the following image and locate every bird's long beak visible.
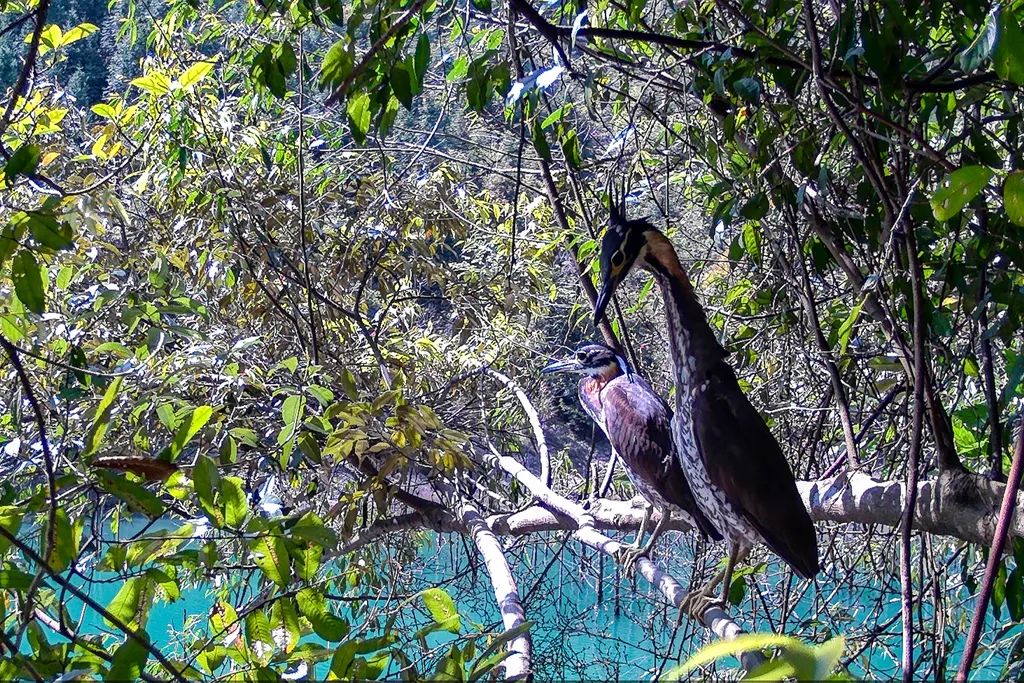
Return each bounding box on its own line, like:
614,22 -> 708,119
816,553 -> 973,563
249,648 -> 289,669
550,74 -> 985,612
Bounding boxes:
593,277 -> 617,326
541,358 -> 581,374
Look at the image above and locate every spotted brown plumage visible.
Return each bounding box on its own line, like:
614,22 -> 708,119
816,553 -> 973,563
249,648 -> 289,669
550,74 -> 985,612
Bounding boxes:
542,343 -> 722,555
592,191 -> 820,586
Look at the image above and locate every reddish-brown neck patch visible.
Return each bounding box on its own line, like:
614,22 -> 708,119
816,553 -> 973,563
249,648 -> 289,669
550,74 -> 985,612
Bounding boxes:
580,365 -> 622,407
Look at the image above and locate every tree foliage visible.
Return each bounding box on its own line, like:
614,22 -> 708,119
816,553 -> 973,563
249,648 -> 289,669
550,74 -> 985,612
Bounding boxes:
1,0 -> 1023,679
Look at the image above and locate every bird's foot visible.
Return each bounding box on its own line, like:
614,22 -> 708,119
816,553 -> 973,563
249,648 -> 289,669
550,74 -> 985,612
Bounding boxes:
678,586 -> 725,624
615,544 -> 647,575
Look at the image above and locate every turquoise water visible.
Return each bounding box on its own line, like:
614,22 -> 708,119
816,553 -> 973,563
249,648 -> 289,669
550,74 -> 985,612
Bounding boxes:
42,518 -> 1020,680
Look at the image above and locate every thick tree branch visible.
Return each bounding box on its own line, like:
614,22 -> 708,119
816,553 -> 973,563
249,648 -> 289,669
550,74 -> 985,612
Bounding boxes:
460,499 -> 532,681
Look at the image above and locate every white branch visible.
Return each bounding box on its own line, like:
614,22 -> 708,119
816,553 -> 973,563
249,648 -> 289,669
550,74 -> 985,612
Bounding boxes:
485,447 -> 764,671
481,366 -> 552,488
800,470 -> 1007,544
460,500 -> 532,681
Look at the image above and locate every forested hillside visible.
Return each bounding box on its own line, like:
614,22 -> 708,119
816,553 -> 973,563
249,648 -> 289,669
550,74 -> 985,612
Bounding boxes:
1,0 -> 1023,680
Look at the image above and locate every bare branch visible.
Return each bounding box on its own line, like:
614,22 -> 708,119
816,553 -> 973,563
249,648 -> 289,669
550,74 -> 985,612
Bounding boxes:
482,366 -> 552,488
460,499 -> 532,681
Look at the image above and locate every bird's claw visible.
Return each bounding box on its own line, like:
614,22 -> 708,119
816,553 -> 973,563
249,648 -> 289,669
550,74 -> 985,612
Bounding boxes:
616,545 -> 647,575
678,587 -> 725,623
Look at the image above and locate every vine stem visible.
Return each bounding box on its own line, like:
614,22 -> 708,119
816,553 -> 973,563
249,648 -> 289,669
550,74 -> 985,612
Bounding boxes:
957,417 -> 1024,681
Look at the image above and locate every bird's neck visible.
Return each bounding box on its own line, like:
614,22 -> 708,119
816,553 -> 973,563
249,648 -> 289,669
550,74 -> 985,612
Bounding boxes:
640,232 -> 725,386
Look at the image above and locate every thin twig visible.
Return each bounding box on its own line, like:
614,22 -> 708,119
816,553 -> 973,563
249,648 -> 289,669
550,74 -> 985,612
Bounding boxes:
899,228 -> 927,683
956,417 -> 1024,681
0,525 -> 188,683
325,0 -> 429,105
296,31 -> 320,364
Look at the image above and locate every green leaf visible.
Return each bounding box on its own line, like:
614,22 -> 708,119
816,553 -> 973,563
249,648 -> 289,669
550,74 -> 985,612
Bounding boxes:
930,165 -> 994,221
291,512 -> 338,548
0,507 -> 24,557
740,193 -> 769,220
532,121 -> 551,161
297,588 -> 349,641
278,395 -> 305,445
1004,171 -> 1024,226
12,211 -> 72,251
469,620 -> 533,681
293,535 -> 323,581
170,405 -> 214,459
95,470 -> 165,518
131,71 -> 171,96
245,610 -> 274,665
252,43 -> 294,98
414,33 -> 430,87
106,576 -> 152,630
83,377 -> 122,459
741,222 -> 761,265
12,250 -> 44,314
220,476 -> 248,528
662,632 -> 811,679
92,103 -> 117,119
838,300 -> 864,355
732,77 -> 762,103
347,93 -> 372,144
421,587 -> 460,633
959,6 -> 1000,72
320,39 -> 353,89
5,144 -> 40,182
145,567 -> 181,603
560,129 -> 581,169
390,63 -> 413,110
62,22 -> 98,46
250,534 -> 290,587
0,569 -> 34,590
1008,566 -> 1024,622
105,635 -> 150,682
0,221 -> 23,267
193,454 -> 222,525
269,598 -> 300,654
994,561 -> 1008,618
995,11 -> 1024,85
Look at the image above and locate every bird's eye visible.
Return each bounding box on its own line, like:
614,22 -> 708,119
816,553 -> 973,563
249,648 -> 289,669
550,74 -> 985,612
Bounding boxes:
611,251 -> 625,267
576,352 -> 587,362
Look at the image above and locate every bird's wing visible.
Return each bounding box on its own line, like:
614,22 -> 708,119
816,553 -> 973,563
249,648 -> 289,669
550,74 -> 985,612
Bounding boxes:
691,361 -> 819,578
602,377 -> 721,540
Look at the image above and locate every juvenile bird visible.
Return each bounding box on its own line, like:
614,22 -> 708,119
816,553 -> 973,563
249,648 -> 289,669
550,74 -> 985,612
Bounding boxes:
543,342 -> 722,569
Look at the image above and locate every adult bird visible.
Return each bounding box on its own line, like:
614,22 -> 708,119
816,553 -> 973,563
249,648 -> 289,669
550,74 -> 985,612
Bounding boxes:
542,342 -> 721,568
592,191 -> 819,607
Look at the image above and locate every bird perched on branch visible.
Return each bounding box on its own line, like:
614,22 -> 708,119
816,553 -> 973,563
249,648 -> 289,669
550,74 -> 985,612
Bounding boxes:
543,343 -> 721,569
592,188 -> 819,608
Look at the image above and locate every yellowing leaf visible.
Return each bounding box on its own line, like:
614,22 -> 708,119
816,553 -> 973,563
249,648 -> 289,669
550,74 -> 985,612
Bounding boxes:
421,587 -> 460,633
180,58 -> 217,90
131,72 -> 172,96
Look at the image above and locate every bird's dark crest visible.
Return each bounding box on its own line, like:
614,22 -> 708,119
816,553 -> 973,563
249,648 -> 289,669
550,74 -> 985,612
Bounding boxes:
607,176 -> 629,235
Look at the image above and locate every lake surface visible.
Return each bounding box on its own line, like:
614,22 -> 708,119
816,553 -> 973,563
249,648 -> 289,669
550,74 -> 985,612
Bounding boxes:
49,518 -> 1017,680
